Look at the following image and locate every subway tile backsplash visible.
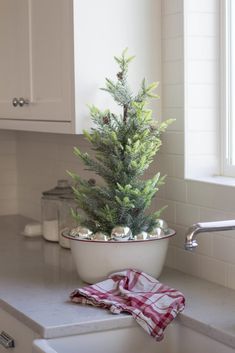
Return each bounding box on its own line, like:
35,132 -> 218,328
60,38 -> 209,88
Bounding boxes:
0,131 -> 18,215
16,132 -> 93,220
162,0 -> 235,289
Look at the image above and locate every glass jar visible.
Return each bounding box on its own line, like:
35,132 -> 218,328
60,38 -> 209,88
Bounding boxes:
41,180 -> 73,242
58,195 -> 78,249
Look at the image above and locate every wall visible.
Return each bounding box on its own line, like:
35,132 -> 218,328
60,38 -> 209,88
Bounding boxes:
16,130 -> 162,221
16,0 -> 163,221
16,132 -> 93,220
74,0 -> 162,133
4,0 -> 235,290
161,0 -> 235,290
0,131 -> 18,215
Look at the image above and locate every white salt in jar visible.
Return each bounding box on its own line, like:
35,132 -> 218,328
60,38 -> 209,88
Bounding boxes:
41,180 -> 73,242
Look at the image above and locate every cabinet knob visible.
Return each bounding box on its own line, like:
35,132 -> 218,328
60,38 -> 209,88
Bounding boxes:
12,97 -> 19,107
18,97 -> 29,107
0,331 -> 15,349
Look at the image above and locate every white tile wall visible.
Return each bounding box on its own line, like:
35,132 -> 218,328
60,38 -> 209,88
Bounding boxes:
163,62 -> 183,84
187,108 -> 217,131
163,107 -> 184,131
163,37 -> 183,61
161,132 -> 184,155
16,132 -> 94,220
163,0 -> 183,14
187,85 -> 218,109
186,156 -> 218,178
187,13 -> 218,37
175,202 -> 200,226
227,264 -> 235,290
186,0 -> 219,13
188,61 -> 219,84
162,13 -> 183,38
165,178 -> 188,202
163,84 -> 184,107
187,131 -> 218,155
0,131 -> 18,215
161,0 -> 235,290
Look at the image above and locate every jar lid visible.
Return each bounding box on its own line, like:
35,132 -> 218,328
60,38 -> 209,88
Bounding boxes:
42,179 -> 73,197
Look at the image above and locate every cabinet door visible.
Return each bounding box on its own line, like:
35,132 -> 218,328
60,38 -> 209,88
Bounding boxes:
0,0 -> 74,125
0,307 -> 39,353
27,0 -> 74,122
0,0 -> 30,120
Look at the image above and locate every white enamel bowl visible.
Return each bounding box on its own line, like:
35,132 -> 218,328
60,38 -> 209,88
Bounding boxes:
63,230 -> 175,283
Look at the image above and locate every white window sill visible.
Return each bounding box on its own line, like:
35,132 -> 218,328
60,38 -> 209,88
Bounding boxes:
185,175 -> 235,187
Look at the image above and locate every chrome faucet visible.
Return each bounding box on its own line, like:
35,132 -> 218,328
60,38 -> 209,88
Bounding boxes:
185,220 -> 235,251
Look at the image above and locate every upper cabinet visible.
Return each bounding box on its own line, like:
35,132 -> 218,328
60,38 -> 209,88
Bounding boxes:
0,0 -> 161,134
0,0 -> 74,133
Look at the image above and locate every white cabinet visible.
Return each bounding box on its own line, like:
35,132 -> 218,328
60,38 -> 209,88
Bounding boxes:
0,307 -> 39,353
0,0 -> 74,133
0,0 -> 161,134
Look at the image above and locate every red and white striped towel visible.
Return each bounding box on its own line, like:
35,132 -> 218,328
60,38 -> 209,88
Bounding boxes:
70,269 -> 185,341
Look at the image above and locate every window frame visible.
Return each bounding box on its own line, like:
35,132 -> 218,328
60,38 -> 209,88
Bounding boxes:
221,0 -> 235,177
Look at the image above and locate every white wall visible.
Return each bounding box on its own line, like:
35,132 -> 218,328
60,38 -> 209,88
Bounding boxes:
16,131 -> 162,221
161,0 -> 235,290
74,0 -> 162,132
16,132 -> 92,220
0,131 -> 18,215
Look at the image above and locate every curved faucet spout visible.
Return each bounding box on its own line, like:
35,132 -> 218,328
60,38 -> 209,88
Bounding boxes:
185,225 -> 200,250
185,220 -> 235,251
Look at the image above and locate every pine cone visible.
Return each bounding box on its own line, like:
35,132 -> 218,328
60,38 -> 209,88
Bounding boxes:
117,72 -> 123,80
103,115 -> 110,125
133,208 -> 140,216
88,178 -> 96,187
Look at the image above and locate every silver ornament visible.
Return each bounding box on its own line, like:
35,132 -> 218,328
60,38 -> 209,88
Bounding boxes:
134,231 -> 148,241
148,219 -> 169,239
92,232 -> 109,241
156,219 -> 168,231
148,227 -> 162,239
111,226 -> 132,241
70,226 -> 93,239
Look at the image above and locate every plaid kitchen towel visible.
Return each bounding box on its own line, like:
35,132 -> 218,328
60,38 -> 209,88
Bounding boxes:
70,269 -> 185,341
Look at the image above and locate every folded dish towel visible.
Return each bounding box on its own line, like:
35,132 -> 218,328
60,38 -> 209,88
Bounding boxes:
70,269 -> 185,341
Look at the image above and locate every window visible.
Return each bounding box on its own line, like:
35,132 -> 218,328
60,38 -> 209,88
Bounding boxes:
184,0 -> 235,185
184,1 -> 220,182
222,0 -> 235,177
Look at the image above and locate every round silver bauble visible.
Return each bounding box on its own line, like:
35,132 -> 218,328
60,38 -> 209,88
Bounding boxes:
148,219 -> 169,239
111,226 -> 132,241
70,226 -> 93,239
134,231 -> 148,241
92,232 -> 108,241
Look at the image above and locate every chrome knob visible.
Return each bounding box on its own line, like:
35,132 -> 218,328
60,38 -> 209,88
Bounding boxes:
12,98 -> 19,107
0,331 -> 15,349
18,97 -> 29,107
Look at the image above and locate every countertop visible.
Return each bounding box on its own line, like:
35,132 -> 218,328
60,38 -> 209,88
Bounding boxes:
1,216 -> 235,349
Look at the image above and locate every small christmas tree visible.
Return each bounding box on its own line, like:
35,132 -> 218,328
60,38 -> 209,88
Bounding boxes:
69,49 -> 173,237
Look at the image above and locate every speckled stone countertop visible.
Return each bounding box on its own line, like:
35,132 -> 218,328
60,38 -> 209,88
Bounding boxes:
1,215 -> 235,349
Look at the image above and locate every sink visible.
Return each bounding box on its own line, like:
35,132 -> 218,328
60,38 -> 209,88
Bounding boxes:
32,321 -> 234,353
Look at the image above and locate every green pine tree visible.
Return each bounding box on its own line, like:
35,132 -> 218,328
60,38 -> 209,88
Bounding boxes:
69,49 -> 174,237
